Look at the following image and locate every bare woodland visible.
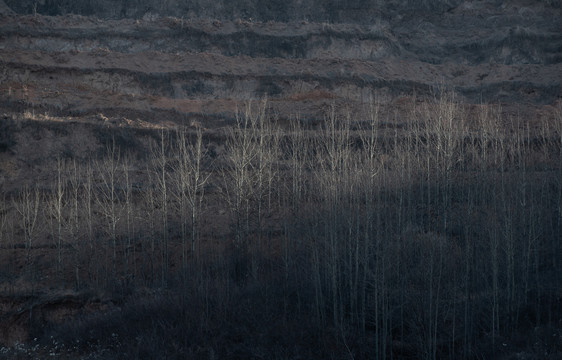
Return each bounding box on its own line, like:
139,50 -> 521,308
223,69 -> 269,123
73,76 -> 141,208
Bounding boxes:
0,94 -> 560,359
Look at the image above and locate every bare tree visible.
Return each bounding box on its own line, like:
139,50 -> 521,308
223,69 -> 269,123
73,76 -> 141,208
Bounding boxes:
47,158 -> 66,285
222,103 -> 259,246
82,161 -> 96,284
122,153 -> 136,279
143,165 -> 158,285
95,137 -> 122,276
150,128 -> 170,286
173,127 -> 209,267
14,185 -> 41,290
68,160 -> 83,289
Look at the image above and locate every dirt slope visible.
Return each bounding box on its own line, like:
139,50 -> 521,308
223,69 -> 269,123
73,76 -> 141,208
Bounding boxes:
0,0 -> 560,192
0,1 -> 560,127
0,1 -> 13,16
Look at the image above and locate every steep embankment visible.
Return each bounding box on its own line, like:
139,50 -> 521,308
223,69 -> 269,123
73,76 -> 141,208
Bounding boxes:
0,1 -> 560,126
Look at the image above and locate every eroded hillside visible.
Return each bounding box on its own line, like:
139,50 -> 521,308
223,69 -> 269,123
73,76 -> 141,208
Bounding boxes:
0,0 -> 560,193
1,0 -> 560,126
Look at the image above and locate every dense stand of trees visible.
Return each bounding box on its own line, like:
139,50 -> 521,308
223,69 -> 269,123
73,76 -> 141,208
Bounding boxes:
0,95 -> 560,358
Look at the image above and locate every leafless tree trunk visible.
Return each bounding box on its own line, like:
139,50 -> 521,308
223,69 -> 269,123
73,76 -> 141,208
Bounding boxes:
223,104 -> 259,246
14,185 -> 41,289
173,127 -> 209,268
95,137 -> 122,277
122,154 -> 135,280
83,162 -> 96,285
151,128 -> 170,287
69,160 -> 82,289
144,165 -> 157,285
47,158 -> 66,285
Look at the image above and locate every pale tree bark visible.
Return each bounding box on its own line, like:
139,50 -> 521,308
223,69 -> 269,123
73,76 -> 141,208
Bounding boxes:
174,127 -> 209,268
252,99 -> 280,252
14,185 -> 41,288
122,154 -> 135,280
223,103 -> 259,246
144,165 -> 157,285
95,137 -> 122,277
82,161 -> 96,285
150,128 -> 170,287
68,160 -> 82,289
47,158 -> 66,285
